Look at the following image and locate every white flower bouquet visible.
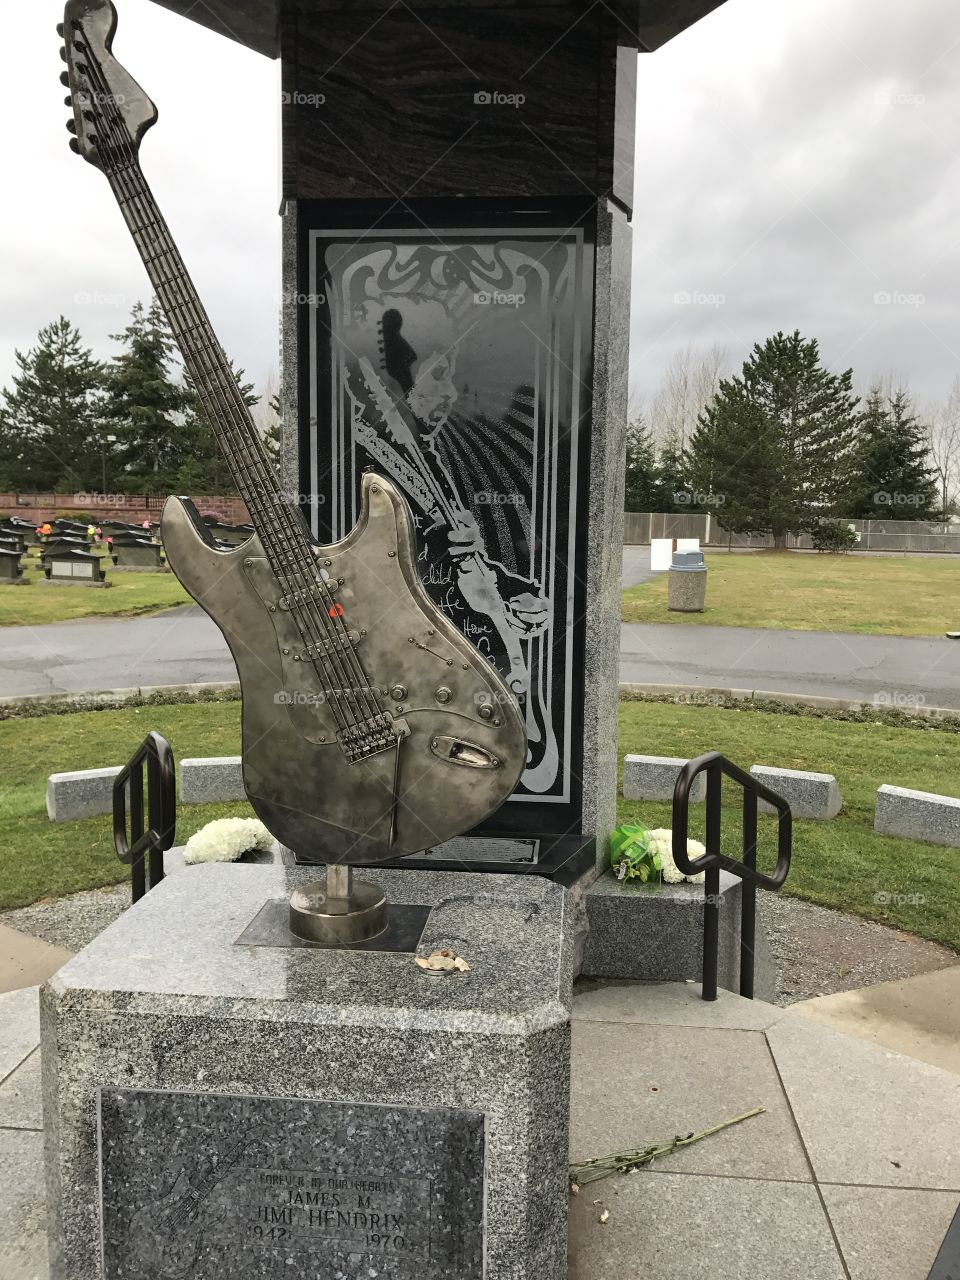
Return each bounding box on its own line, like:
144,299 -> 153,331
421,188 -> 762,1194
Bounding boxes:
182,817 -> 274,865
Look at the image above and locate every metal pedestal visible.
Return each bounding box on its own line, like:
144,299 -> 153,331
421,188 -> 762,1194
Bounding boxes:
288,864 -> 388,946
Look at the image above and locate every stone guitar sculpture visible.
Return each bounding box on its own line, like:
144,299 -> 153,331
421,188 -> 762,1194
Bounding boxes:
58,0 -> 527,867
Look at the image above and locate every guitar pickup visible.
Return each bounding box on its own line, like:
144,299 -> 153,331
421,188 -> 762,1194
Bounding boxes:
429,736 -> 501,769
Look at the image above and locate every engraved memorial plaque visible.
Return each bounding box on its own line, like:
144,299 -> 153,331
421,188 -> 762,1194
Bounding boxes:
298,200 -> 595,839
99,1088 -> 484,1280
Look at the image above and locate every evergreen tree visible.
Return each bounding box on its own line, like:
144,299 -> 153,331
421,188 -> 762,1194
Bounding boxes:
0,317 -> 105,491
174,364 -> 260,495
624,420 -> 663,511
262,392 -> 282,474
103,300 -> 188,493
686,330 -> 860,547
658,442 -> 688,511
847,387 -> 937,519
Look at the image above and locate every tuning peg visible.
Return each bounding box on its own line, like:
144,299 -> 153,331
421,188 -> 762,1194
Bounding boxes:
64,94 -> 73,107
56,22 -> 65,37
69,137 -> 81,153
60,71 -> 70,87
60,46 -> 67,62
66,118 -> 77,134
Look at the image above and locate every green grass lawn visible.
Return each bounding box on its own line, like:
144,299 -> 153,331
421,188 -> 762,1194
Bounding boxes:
617,699 -> 960,951
0,547 -> 191,626
621,551 -> 960,636
2,697 -> 959,952
0,701 -> 244,910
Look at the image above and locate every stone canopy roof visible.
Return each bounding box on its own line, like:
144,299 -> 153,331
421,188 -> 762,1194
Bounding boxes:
146,0 -> 727,58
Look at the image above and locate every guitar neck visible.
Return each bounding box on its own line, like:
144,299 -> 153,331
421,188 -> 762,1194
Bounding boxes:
103,155 -> 297,558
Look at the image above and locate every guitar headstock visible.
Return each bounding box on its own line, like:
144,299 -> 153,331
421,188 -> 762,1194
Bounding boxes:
59,0 -> 157,170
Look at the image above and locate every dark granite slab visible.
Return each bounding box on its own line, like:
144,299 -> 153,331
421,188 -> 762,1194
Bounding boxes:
100,1087 -> 484,1279
235,899 -> 431,954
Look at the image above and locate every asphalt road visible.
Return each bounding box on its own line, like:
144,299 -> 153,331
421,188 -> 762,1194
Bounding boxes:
2,555 -> 960,708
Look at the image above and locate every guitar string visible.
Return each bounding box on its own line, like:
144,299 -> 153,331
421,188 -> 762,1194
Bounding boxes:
75,68 -> 365,733
111,164 -> 370,735
76,32 -> 383,732
74,37 -> 385,734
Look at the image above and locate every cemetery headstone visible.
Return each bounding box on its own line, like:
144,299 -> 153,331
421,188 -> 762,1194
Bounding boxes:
0,546 -> 27,584
42,547 -> 110,587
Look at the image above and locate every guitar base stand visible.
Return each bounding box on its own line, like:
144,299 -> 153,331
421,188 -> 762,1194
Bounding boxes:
288,864 -> 388,947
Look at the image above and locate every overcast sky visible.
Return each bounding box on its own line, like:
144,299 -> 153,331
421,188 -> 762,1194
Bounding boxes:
3,0 -> 960,411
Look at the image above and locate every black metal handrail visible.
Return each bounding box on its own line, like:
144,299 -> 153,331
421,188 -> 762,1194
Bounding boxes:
673,752 -> 793,1002
113,731 -> 177,903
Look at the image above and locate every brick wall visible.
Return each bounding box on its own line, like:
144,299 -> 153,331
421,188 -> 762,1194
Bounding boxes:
0,493 -> 251,526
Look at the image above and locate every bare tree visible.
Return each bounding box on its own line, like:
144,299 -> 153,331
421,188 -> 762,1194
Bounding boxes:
649,344 -> 727,450
927,375 -> 960,519
252,367 -> 280,440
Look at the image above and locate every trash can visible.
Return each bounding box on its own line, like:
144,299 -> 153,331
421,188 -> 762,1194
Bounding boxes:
668,550 -> 707,613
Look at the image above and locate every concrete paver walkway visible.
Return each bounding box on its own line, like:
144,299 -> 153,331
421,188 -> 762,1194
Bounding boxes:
3,976 -> 957,1278
570,982 -> 960,1279
792,964 -> 960,1074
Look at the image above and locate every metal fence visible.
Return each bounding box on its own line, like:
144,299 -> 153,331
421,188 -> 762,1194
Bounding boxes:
623,513 -> 960,553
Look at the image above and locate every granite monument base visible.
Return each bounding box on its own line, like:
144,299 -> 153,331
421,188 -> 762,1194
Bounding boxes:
41,865 -> 574,1280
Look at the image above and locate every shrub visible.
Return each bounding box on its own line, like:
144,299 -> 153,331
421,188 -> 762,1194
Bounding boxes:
811,520 -> 859,553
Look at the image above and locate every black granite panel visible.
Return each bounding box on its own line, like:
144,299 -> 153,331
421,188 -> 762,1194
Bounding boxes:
100,1088 -> 485,1280
235,900 -> 431,952
282,7 -> 612,198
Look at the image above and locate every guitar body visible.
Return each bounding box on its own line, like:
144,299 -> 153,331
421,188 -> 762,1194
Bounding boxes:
162,475 -> 527,863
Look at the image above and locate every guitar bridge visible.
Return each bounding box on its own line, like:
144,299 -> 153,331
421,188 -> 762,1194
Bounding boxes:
337,714 -> 404,763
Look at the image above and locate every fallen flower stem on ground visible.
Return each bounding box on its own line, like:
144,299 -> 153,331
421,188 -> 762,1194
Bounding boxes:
569,1106 -> 766,1190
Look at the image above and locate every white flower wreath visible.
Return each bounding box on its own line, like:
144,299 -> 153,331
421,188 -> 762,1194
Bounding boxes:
182,817 -> 274,865
643,828 -> 707,884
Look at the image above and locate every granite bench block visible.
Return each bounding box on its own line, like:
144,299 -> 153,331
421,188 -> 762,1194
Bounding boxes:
875,784 -> 960,848
180,755 -> 245,804
750,766 -> 842,820
46,767 -> 122,822
41,866 -> 573,1280
623,754 -> 706,803
581,871 -> 777,1001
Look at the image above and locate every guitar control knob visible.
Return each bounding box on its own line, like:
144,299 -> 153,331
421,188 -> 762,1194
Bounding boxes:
478,703 -> 494,721
435,687 -> 452,704
390,685 -> 407,701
